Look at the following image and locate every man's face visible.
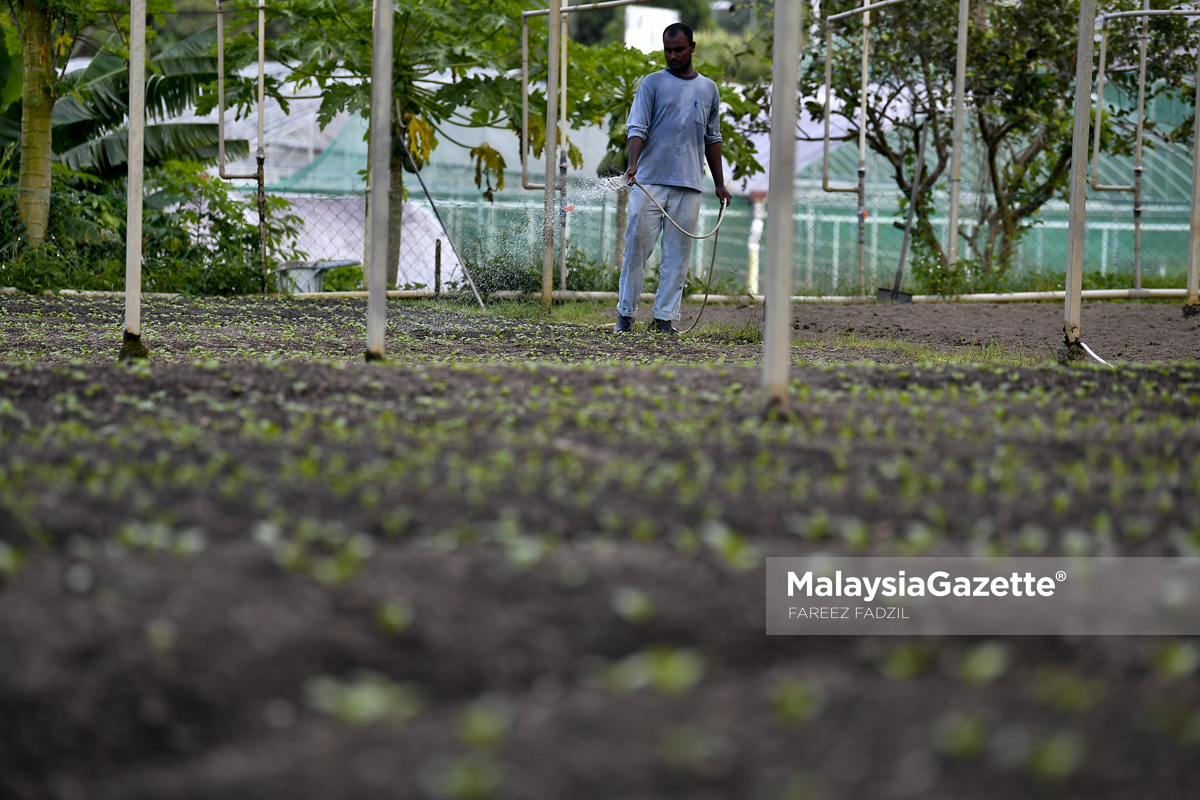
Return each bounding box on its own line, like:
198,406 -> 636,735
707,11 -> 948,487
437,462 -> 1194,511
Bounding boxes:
663,32 -> 694,72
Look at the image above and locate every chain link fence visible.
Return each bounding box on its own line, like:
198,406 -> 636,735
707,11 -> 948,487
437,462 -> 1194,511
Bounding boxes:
2,174 -> 1194,298
276,178 -> 1196,298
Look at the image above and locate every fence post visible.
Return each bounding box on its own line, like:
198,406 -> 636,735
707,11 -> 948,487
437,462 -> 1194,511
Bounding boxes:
762,0 -> 802,415
542,0 -> 561,311
365,0 -> 393,361
119,0 -> 148,361
1062,0 -> 1096,356
1187,46 -> 1200,314
946,0 -> 970,271
435,238 -> 442,298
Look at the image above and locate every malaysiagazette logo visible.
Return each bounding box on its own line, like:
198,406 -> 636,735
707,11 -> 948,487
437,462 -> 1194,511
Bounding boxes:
767,557 -> 1199,635
787,569 -> 1062,601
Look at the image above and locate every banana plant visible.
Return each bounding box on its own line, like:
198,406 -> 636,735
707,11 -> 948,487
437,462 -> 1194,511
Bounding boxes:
0,27 -> 247,182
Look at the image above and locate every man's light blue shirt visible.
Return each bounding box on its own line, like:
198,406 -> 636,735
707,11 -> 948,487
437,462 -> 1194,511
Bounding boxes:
626,69 -> 722,193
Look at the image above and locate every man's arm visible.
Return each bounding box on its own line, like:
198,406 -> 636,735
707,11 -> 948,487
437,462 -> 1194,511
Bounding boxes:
705,142 -> 732,205
623,77 -> 652,184
624,136 -> 645,183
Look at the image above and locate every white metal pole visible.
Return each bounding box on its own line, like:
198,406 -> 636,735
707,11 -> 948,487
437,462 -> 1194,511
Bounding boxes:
1187,45 -> 1200,313
366,0 -> 393,360
1063,0 -> 1096,351
542,0 -> 561,311
748,195 -> 765,294
559,13 -> 569,291
946,0 -> 969,270
856,1 -> 870,295
1132,0 -> 1149,290
763,0 -> 802,414
121,0 -> 147,359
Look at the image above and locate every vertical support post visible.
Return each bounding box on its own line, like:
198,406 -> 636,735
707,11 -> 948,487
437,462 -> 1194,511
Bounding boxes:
598,194 -> 607,265
120,0 -> 148,360
542,0 -> 561,311
856,1 -> 870,296
1063,0 -> 1096,352
435,238 -> 442,298
559,13 -> 569,292
748,193 -> 766,295
366,0 -> 393,361
1187,45 -> 1200,314
946,0 -> 970,270
1132,0 -> 1149,291
256,0 -> 268,292
762,0 -> 802,414
1090,24 -> 1109,188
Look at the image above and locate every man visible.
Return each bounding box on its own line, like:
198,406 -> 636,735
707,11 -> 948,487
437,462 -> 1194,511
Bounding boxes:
615,22 -> 732,334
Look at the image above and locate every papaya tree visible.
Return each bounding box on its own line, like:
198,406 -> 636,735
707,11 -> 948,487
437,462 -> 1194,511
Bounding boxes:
217,0 -> 531,289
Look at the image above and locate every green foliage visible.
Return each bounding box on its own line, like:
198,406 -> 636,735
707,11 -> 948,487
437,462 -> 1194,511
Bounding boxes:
770,678 -> 825,723
933,713 -> 988,758
694,27 -> 770,86
0,27 -> 249,179
305,671 -> 422,726
0,159 -> 302,294
322,263 -> 364,292
146,159 -> 305,293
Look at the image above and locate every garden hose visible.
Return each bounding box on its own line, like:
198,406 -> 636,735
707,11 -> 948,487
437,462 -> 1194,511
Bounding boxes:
1080,341 -> 1115,369
628,177 -> 729,335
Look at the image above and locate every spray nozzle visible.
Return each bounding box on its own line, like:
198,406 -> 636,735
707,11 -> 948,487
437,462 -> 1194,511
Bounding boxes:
597,174 -> 631,193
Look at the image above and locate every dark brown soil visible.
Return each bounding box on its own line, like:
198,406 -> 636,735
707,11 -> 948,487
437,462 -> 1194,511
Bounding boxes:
3,295 -> 1197,366
690,300 -> 1200,364
0,297 -> 1197,800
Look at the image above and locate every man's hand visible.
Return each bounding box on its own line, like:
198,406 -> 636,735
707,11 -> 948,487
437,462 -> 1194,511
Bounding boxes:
624,136 -> 645,186
705,141 -> 731,206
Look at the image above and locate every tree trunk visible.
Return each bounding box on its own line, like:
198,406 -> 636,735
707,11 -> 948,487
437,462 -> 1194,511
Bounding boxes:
613,188 -> 628,270
18,0 -> 55,248
387,148 -> 404,289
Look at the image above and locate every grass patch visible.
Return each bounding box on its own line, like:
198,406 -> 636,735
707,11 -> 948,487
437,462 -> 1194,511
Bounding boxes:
794,330 -> 1051,367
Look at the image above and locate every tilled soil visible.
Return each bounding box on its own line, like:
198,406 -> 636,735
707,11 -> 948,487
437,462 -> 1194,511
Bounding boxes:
2,295 -> 1197,365
696,300 -> 1200,364
0,298 -> 1198,800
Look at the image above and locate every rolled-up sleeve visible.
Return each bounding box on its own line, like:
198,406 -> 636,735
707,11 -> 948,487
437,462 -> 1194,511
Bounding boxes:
704,86 -> 722,145
626,80 -> 652,140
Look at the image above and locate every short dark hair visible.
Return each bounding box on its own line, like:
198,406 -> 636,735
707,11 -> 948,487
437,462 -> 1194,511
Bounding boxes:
663,22 -> 693,44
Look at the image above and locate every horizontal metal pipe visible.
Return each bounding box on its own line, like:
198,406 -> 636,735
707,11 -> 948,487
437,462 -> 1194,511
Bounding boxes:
59,290 -> 182,298
1099,8 -> 1200,27
828,0 -> 907,23
525,0 -> 651,18
288,288 -> 1190,303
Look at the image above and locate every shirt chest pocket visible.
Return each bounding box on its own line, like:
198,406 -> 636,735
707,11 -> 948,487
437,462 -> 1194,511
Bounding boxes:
693,100 -> 710,126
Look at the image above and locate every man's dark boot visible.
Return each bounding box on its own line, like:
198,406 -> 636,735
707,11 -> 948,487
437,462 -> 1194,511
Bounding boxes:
651,318 -> 679,335
614,314 -> 634,333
